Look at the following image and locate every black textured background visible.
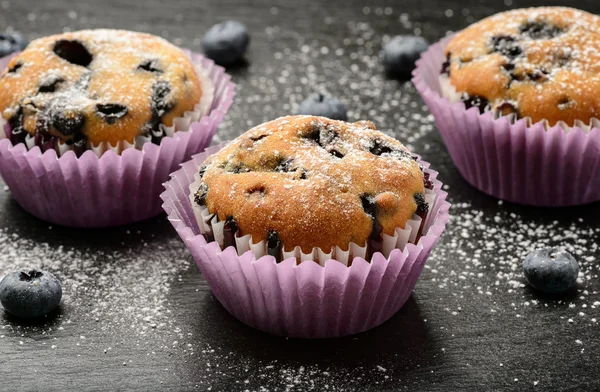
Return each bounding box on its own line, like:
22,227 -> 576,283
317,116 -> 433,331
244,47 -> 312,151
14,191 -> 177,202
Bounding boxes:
1,0 -> 600,391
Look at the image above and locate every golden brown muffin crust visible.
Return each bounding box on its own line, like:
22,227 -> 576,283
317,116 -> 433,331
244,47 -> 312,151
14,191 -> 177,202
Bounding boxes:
444,7 -> 600,126
193,115 -> 427,253
0,29 -> 202,148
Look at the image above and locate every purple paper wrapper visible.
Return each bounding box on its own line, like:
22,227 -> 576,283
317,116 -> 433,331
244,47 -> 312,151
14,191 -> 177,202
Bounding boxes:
412,36 -> 600,207
161,144 -> 451,338
0,52 -> 235,227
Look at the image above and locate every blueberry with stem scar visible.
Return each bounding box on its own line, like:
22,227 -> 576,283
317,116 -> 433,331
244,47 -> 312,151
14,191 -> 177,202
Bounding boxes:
523,248 -> 579,293
0,268 -> 62,319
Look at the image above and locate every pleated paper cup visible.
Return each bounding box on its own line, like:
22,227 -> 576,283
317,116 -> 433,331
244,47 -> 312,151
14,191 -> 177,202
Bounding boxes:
161,144 -> 451,339
412,36 -> 600,207
0,51 -> 235,227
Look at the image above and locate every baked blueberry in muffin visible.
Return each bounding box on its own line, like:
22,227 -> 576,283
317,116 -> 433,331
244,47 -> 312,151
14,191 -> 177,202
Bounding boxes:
0,29 -> 207,155
440,7 -> 600,127
191,115 -> 431,262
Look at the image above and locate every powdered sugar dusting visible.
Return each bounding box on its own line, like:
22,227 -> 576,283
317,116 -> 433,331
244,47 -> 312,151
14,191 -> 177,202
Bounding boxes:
0,29 -> 204,151
197,116 -> 427,252
445,7 -> 600,126
0,225 -> 191,342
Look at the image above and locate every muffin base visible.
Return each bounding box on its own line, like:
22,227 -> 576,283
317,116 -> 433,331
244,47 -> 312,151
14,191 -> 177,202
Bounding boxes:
161,144 -> 450,338
188,174 -> 437,266
0,52 -> 235,227
413,36 -> 600,207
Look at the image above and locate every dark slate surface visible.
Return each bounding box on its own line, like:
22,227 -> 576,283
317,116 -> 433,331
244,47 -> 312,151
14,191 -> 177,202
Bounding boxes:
1,1 -> 599,391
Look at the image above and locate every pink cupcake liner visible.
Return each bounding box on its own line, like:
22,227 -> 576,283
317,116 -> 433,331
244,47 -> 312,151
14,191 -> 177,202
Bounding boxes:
0,51 -> 235,227
161,144 -> 451,338
412,36 -> 600,207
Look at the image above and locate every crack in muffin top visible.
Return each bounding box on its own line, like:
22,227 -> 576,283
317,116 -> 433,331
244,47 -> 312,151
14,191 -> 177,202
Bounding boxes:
194,115 -> 426,253
0,29 -> 203,148
444,7 -> 600,127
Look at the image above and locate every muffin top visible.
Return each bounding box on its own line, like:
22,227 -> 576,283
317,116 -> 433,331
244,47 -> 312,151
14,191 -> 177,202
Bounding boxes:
0,29 -> 203,150
443,7 -> 600,127
193,115 -> 427,253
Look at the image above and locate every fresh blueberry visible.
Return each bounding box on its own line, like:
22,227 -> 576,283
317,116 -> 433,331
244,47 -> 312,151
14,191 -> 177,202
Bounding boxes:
0,268 -> 62,318
296,93 -> 348,121
523,248 -> 579,294
202,20 -> 250,65
0,31 -> 28,57
382,35 -> 428,78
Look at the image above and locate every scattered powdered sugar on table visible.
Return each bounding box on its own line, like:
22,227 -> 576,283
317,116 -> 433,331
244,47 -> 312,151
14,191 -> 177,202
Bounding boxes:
425,201 -> 599,302
164,198 -> 600,391
0,227 -> 191,342
216,16 -> 435,152
172,342 -> 400,392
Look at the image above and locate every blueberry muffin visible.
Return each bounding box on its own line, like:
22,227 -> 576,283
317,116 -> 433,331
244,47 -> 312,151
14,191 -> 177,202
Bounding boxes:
0,29 -> 205,155
440,7 -> 600,127
191,115 -> 431,261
